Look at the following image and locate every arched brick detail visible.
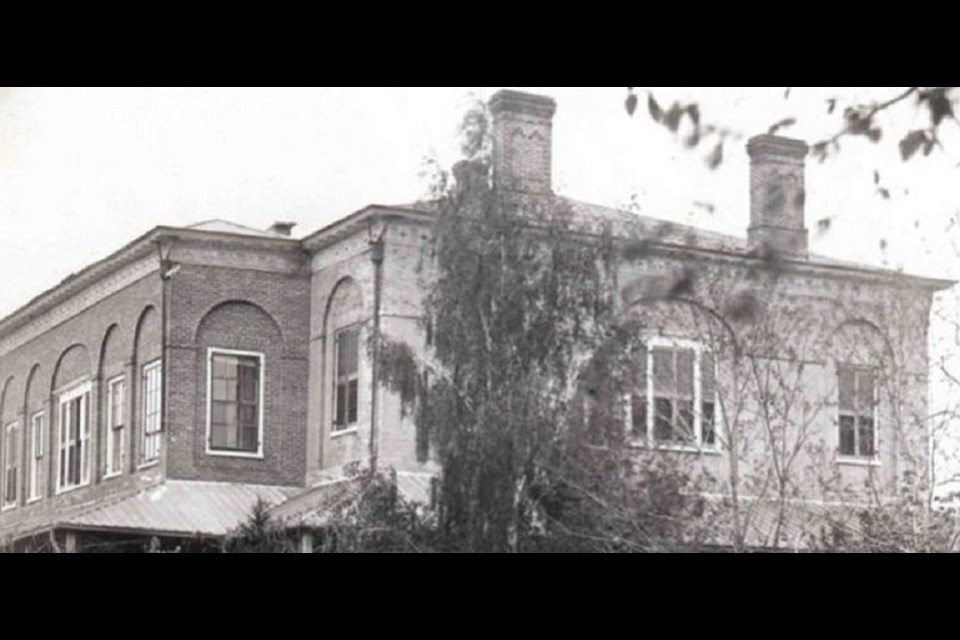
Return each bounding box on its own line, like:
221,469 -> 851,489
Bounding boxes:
24,365 -> 45,416
323,277 -> 364,335
0,376 -> 17,425
51,344 -> 92,392
97,324 -> 127,380
133,306 -> 161,365
195,300 -> 283,349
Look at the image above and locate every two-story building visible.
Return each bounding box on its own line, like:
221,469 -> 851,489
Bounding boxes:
0,89 -> 950,551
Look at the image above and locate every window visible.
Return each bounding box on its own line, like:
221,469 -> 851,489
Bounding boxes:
333,327 -> 360,432
28,413 -> 43,502
105,376 -> 126,476
141,361 -> 162,465
4,422 -> 18,508
58,384 -> 91,492
208,349 -> 264,456
630,339 -> 717,449
838,366 -> 877,459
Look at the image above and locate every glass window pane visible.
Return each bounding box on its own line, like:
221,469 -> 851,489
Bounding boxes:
347,379 -> 359,424
653,349 -> 674,395
677,350 -> 694,399
857,370 -> 875,412
335,383 -> 346,427
654,397 -> 673,441
838,368 -> 855,411
338,329 -> 360,377
702,352 -> 716,397
702,402 -> 716,445
631,393 -> 647,438
839,415 -> 856,455
240,427 -> 258,452
677,400 -> 694,443
858,417 -> 875,457
238,361 -> 259,404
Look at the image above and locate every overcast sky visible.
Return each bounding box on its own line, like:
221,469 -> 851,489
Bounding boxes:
2,86 -> 959,485
1,87 -> 957,317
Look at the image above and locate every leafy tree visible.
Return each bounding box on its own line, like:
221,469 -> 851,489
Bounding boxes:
222,497 -> 295,553
378,103 -> 712,553
625,87 -> 958,168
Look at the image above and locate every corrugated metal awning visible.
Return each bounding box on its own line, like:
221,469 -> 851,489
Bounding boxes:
62,480 -> 299,537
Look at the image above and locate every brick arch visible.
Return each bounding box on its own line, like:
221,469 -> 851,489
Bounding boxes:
23,364 -> 45,415
0,376 -> 17,425
830,317 -> 894,369
322,277 -> 364,335
51,344 -> 92,393
133,305 -> 161,365
194,300 -> 283,346
97,323 -> 127,378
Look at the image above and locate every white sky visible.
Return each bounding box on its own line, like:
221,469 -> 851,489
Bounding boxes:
2,86 -> 959,485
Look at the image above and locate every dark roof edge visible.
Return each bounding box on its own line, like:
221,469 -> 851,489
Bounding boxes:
0,226 -> 301,342
301,204 -> 435,250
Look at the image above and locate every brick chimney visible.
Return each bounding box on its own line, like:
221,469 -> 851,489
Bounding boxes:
489,89 -> 557,195
746,134 -> 809,258
268,221 -> 296,237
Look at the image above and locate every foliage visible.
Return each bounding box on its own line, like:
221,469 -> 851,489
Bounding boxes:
222,497 -> 295,553
377,103 -> 712,552
625,87 -> 958,169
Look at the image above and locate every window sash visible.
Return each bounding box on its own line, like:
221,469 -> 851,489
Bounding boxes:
29,413 -> 43,501
209,351 -> 262,453
4,422 -> 18,506
333,328 -> 360,431
141,362 -> 162,464
106,377 -> 126,476
837,367 -> 878,459
57,388 -> 91,491
631,342 -> 717,449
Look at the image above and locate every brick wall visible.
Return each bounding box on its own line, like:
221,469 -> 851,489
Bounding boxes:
165,242 -> 310,487
0,270 -> 164,538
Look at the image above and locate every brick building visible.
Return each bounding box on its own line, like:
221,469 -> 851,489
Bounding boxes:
0,89 -> 951,551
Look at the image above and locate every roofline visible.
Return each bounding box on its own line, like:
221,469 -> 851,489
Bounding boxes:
651,239 -> 956,292
300,204 -> 435,251
0,225 -> 301,342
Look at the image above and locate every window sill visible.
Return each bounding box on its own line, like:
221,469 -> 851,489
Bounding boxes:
55,482 -> 90,496
206,449 -> 264,460
137,460 -> 160,471
103,471 -> 122,481
1,503 -> 16,512
26,497 -> 41,505
628,440 -> 722,456
331,427 -> 359,439
836,456 -> 881,468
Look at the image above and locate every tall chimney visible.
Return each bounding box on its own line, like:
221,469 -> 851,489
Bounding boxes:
489,89 -> 557,195
746,134 -> 809,258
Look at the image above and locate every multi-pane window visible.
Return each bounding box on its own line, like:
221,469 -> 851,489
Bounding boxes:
333,327 -> 360,432
838,366 -> 877,458
208,350 -> 263,455
4,422 -> 18,508
58,385 -> 91,492
141,361 -> 162,465
29,413 -> 43,501
631,341 -> 717,449
105,376 -> 126,476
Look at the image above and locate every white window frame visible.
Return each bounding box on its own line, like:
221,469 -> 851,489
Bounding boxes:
105,375 -> 126,478
836,364 -> 880,465
206,348 -> 265,459
3,421 -> 19,510
56,381 -> 92,494
28,412 -> 43,503
140,360 -> 162,467
332,325 -> 361,435
628,336 -> 721,453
